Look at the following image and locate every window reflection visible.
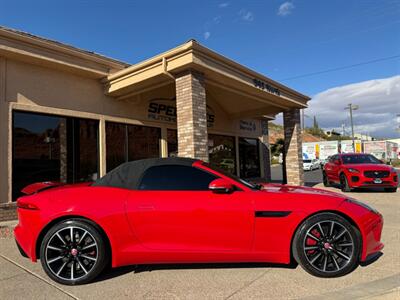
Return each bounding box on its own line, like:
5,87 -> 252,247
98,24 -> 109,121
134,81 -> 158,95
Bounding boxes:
239,137 -> 260,178
105,122 -> 161,172
208,134 -> 236,174
167,129 -> 178,157
12,111 -> 99,201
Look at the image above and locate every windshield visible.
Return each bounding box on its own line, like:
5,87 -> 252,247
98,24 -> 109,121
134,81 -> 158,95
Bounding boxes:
202,162 -> 259,190
342,154 -> 381,164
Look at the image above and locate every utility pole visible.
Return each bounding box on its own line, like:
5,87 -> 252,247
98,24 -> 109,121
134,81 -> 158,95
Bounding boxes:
345,103 -> 359,152
397,114 -> 400,134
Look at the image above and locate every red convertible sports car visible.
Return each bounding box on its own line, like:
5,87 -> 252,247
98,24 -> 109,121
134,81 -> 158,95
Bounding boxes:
15,158 -> 384,285
323,153 -> 398,192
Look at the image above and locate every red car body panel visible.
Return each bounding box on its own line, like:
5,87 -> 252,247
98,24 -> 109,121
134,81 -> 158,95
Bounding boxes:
324,154 -> 398,189
14,161 -> 384,269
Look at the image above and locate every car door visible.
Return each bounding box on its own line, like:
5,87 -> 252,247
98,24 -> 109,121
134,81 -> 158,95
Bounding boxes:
324,155 -> 336,180
328,155 -> 342,182
125,164 -> 254,252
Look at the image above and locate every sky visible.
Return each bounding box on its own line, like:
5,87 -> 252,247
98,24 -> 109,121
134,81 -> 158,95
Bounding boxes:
1,0 -> 399,138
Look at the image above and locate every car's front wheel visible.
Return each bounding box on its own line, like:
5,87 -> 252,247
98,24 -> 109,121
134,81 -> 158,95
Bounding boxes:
340,174 -> 351,192
40,219 -> 108,285
322,172 -> 330,187
293,213 -> 361,278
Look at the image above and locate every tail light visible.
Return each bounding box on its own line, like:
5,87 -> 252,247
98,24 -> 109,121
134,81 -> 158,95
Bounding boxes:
17,199 -> 39,210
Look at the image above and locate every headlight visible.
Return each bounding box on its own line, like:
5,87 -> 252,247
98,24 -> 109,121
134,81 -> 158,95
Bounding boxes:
345,198 -> 378,214
348,168 -> 360,173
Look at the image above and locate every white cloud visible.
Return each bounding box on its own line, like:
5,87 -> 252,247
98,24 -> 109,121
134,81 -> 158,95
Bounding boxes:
204,31 -> 211,40
278,2 -> 295,16
219,2 -> 229,8
306,76 -> 400,138
239,9 -> 254,22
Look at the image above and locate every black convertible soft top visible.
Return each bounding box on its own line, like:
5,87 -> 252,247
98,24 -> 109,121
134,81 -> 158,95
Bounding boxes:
92,157 -> 197,190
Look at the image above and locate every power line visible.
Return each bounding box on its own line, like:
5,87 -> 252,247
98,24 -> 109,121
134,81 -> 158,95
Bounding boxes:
279,54 -> 400,81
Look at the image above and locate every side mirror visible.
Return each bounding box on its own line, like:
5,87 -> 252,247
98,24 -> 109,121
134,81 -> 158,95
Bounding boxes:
209,178 -> 234,194
334,159 -> 341,165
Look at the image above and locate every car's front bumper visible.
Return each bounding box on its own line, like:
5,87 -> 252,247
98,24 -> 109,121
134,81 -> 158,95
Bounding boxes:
339,200 -> 384,261
347,172 -> 398,189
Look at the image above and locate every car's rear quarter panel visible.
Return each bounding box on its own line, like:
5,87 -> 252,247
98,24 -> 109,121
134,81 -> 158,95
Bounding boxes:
15,186 -> 137,267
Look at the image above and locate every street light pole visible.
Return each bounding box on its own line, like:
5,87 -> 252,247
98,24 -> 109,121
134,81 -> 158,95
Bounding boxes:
345,103 -> 359,152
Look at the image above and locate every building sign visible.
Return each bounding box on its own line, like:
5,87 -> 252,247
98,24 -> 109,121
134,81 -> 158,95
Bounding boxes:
147,98 -> 215,127
253,78 -> 280,96
239,120 -> 257,132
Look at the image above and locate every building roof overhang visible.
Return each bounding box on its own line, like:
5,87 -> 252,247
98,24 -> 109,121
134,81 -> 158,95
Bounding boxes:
105,40 -> 310,118
0,26 -> 128,79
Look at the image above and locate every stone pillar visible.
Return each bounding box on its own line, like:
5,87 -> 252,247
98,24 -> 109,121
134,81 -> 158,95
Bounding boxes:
260,119 -> 271,182
175,70 -> 208,161
283,108 -> 304,185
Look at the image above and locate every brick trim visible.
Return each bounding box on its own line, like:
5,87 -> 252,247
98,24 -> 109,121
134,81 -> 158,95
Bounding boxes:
283,109 -> 304,185
0,202 -> 17,222
175,69 -> 209,161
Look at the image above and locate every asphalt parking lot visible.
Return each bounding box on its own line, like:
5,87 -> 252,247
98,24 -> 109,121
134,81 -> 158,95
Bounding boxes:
1,175 -> 399,299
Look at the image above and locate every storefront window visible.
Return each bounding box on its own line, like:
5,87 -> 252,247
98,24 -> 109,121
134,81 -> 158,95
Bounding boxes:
239,137 -> 260,178
167,129 -> 178,157
208,134 -> 236,174
105,122 -> 161,172
12,111 -> 99,201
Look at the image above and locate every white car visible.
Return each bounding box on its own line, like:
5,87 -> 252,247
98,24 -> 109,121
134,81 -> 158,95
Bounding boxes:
303,159 -> 320,171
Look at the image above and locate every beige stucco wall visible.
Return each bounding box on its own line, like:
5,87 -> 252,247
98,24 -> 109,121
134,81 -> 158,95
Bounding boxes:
0,57 -> 11,205
0,56 -> 266,204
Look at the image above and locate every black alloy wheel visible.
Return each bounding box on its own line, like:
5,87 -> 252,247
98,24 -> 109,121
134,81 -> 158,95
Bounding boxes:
340,174 -> 351,192
293,212 -> 361,278
323,172 -> 330,187
40,219 -> 107,285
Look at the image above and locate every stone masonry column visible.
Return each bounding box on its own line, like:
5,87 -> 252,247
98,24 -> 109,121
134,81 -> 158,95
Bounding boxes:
175,69 -> 209,161
283,108 -> 304,185
260,119 -> 271,182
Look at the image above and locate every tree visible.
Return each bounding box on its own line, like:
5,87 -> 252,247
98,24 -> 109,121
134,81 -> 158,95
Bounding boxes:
313,116 -> 319,130
271,138 -> 284,157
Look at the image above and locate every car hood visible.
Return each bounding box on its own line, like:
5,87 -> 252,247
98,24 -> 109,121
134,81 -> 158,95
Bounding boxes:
258,183 -> 346,198
342,163 -> 392,171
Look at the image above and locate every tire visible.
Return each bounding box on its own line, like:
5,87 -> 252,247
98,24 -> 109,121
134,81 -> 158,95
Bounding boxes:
40,219 -> 108,285
384,187 -> 397,193
323,172 -> 330,187
340,174 -> 351,192
292,212 -> 361,278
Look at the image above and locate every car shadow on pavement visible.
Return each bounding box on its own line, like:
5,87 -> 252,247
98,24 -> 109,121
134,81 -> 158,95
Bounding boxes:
93,262 -> 298,283
328,184 -> 398,193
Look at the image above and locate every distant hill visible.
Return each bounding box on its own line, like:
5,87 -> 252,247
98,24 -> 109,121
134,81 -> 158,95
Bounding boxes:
268,122 -> 325,144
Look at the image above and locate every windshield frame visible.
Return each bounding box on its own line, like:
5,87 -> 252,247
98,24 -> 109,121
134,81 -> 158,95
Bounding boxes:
341,154 -> 381,165
201,162 -> 259,190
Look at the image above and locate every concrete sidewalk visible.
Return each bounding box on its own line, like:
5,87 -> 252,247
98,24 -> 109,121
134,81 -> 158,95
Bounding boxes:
0,220 -> 17,239
1,185 -> 399,299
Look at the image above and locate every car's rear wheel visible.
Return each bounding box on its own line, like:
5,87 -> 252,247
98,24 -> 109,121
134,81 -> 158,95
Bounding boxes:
40,219 -> 107,285
293,212 -> 361,278
340,174 -> 351,192
323,172 -> 330,187
384,187 -> 397,193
